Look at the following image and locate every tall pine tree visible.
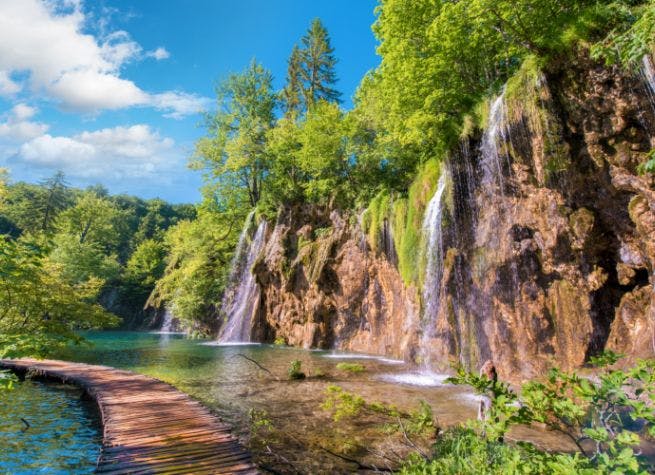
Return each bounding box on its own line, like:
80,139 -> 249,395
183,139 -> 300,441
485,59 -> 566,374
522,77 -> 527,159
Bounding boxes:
38,171 -> 69,233
282,45 -> 303,119
297,18 -> 341,109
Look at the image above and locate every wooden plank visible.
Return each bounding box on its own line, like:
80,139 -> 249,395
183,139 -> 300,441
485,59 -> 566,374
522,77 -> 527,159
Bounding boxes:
0,358 -> 258,474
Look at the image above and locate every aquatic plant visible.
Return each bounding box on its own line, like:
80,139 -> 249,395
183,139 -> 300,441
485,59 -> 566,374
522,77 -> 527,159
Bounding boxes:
335,362 -> 365,373
287,360 -> 306,380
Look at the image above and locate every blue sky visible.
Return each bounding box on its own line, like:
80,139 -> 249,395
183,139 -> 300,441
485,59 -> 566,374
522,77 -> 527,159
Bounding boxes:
0,0 -> 379,203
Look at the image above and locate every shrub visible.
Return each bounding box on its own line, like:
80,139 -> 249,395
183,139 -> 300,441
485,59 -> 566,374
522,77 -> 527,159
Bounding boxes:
288,359 -> 306,380
402,352 -> 655,474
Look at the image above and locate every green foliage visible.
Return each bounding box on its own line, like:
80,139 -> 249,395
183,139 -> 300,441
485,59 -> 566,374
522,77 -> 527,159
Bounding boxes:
273,336 -> 286,346
423,353 -> 655,474
591,1 -> 655,68
322,385 -> 437,441
363,190 -> 391,254
637,149 -> 655,174
0,236 -> 118,358
193,60 -> 277,208
150,207 -> 240,330
336,362 -> 365,373
0,370 -> 17,391
354,0 -> 645,191
321,385 -> 367,421
288,359 -> 306,380
50,233 -> 121,284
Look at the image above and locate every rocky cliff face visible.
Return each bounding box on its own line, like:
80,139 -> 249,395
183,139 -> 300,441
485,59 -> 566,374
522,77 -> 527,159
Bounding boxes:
246,51 -> 655,380
251,206 -> 421,360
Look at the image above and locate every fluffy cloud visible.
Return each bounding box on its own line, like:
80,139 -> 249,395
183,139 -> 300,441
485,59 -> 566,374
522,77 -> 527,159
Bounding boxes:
19,124 -> 177,179
148,47 -> 170,61
0,104 -> 49,141
0,0 -> 207,118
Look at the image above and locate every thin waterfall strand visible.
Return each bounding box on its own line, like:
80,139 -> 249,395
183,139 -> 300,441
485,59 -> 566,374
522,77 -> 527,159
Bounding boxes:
480,91 -> 509,195
419,171 -> 448,362
219,219 -> 268,342
161,308 -> 173,332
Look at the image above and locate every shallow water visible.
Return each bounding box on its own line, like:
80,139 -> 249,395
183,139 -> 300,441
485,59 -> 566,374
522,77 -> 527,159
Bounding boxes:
52,331 -> 568,473
0,379 -> 101,474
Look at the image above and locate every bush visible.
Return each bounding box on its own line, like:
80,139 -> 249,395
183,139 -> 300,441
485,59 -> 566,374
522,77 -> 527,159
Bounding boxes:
402,352 -> 655,474
288,359 -> 306,380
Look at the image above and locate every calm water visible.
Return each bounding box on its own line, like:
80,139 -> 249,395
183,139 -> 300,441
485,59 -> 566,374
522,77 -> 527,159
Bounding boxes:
44,331 -> 567,473
0,379 -> 101,474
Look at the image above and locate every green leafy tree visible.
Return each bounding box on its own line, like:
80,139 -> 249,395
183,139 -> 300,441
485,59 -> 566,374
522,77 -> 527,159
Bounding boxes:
0,236 -> 118,358
150,207 -> 238,331
0,168 -> 8,211
49,233 -> 120,284
296,100 -> 349,205
55,192 -> 124,251
125,238 -> 167,288
193,60 -> 277,208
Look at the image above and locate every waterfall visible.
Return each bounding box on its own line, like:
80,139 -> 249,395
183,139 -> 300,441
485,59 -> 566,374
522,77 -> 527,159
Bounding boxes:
642,55 -> 655,102
218,217 -> 268,342
418,171 -> 449,363
161,308 -> 173,332
480,91 -> 509,195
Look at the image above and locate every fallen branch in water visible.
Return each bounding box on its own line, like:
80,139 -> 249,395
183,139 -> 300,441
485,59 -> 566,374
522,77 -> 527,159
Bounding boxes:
232,354 -> 278,379
20,418 -> 30,431
318,445 -> 394,473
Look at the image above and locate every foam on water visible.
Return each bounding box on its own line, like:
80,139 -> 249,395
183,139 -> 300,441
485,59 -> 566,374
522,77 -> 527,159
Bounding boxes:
321,353 -> 405,365
378,371 -> 451,387
201,341 -> 262,347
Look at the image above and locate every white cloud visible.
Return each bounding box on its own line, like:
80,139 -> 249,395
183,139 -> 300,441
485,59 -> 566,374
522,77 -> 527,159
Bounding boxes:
148,47 -> 170,61
0,104 -> 49,141
151,91 -> 211,119
18,124 -> 177,179
0,71 -> 21,96
0,0 -> 207,118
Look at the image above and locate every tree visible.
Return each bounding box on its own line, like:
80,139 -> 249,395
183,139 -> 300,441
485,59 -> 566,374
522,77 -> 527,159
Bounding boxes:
150,209 -> 236,331
49,233 -> 120,284
282,45 -> 304,118
0,168 -> 8,211
193,60 -> 277,208
55,192 -> 124,251
38,171 -> 70,233
0,236 -> 118,358
296,101 -> 349,205
299,19 -> 341,107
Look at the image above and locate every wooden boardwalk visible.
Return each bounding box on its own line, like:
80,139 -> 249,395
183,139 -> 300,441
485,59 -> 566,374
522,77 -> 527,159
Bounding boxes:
0,358 -> 258,474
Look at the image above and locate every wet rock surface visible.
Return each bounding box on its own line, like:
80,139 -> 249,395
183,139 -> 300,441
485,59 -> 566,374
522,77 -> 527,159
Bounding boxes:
247,51 -> 655,381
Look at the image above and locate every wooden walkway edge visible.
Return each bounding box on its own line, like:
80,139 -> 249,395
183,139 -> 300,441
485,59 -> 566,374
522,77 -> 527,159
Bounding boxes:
0,358 -> 258,474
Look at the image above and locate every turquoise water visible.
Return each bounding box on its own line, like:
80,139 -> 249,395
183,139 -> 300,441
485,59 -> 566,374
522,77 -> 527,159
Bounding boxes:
51,331 -> 483,472
3,331 -> 569,473
0,379 -> 101,474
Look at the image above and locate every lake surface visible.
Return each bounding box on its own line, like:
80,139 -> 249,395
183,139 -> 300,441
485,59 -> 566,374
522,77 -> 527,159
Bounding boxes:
0,379 -> 101,474
47,331 -> 569,473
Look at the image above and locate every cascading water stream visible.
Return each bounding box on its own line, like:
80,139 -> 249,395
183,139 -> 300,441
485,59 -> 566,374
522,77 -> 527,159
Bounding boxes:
417,171 -> 449,367
642,55 -> 655,107
161,308 -> 173,332
218,217 -> 268,342
480,91 -> 510,195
